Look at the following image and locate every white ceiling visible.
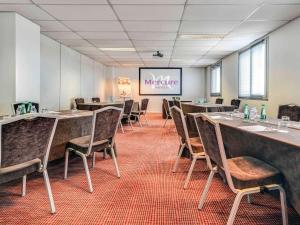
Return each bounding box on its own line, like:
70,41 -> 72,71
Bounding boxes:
1,0 -> 300,67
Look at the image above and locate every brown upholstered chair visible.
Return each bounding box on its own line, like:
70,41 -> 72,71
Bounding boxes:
171,106 -> 206,189
92,97 -> 100,103
215,98 -> 223,104
64,107 -> 122,193
0,114 -> 58,213
173,99 -> 182,109
163,99 -> 172,127
119,99 -> 134,133
194,114 -> 288,225
231,99 -> 241,109
278,104 -> 300,122
131,98 -> 150,127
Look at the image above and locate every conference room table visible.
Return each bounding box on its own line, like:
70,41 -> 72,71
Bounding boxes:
187,111 -> 300,215
181,102 -> 235,115
76,101 -> 124,111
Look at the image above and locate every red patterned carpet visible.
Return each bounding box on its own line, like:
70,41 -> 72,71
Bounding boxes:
0,113 -> 300,225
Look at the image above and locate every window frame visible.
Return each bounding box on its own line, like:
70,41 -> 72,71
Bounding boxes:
238,38 -> 269,100
210,62 -> 222,97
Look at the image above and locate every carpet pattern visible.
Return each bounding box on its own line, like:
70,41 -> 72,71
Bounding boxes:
0,113 -> 300,225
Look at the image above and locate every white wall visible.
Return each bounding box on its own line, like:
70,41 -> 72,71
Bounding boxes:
207,17 -> 300,117
40,34 -> 107,111
15,14 -> 40,103
107,67 -> 206,112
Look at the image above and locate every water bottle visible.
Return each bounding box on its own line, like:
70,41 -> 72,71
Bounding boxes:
16,105 -> 22,115
31,105 -> 37,113
260,104 -> 267,121
21,104 -> 26,114
244,104 -> 250,120
27,102 -> 32,113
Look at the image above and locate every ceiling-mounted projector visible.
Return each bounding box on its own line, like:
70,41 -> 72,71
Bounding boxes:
153,51 -> 164,58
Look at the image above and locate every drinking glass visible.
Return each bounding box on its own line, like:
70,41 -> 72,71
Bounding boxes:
278,116 -> 290,128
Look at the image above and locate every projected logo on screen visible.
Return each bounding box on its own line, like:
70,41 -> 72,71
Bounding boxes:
139,68 -> 182,96
144,73 -> 179,89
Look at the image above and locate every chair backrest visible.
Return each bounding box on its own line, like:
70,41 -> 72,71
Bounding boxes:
92,97 -> 100,103
215,98 -> 223,104
140,98 -> 149,111
194,114 -> 235,191
12,102 -> 39,114
75,98 -> 84,105
0,114 -> 58,169
173,100 -> 181,109
123,99 -> 134,115
88,107 -> 122,155
278,104 -> 300,121
230,99 -> 241,109
170,106 -> 194,153
163,99 -> 171,116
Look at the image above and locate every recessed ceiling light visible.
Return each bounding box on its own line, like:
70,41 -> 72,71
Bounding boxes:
99,48 -> 136,52
179,34 -> 225,40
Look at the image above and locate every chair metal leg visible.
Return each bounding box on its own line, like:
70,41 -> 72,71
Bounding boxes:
137,116 -> 142,127
22,175 -> 27,197
103,148 -> 107,159
80,154 -> 93,193
92,152 -> 96,168
227,192 -> 244,225
172,144 -> 184,173
64,149 -> 69,179
183,157 -> 197,189
120,122 -> 124,133
163,118 -> 168,127
110,147 -> 120,178
144,114 -> 150,126
198,169 -> 216,209
129,118 -> 133,129
278,186 -> 289,225
43,170 -> 56,214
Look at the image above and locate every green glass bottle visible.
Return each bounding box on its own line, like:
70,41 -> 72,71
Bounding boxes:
244,104 -> 250,120
260,104 -> 267,121
27,102 -> 32,113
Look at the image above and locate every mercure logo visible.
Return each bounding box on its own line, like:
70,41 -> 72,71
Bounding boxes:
144,73 -> 179,89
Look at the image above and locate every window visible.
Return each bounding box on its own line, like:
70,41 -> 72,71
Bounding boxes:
210,64 -> 221,96
239,39 -> 268,99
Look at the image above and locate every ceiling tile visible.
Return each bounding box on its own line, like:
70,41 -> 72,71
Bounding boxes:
78,32 -> 128,40
183,5 -> 257,21
0,4 -> 55,20
173,46 -> 211,52
72,46 -> 105,54
89,39 -> 133,48
111,0 -> 185,4
0,0 -> 31,3
224,32 -> 267,41
188,0 -> 263,4
59,39 -> 93,47
113,5 -> 184,20
123,21 -> 180,32
233,20 -> 286,34
34,20 -> 70,31
105,51 -> 139,58
63,21 -> 123,32
42,31 -> 82,39
33,0 -> 108,3
212,40 -> 252,51
135,46 -> 173,52
39,5 -> 116,20
180,21 -> 239,34
249,4 -> 300,21
128,32 -> 177,41
133,40 -> 175,47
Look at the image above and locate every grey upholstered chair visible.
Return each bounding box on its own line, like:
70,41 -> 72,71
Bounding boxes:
131,98 -> 150,127
119,99 -> 134,133
0,114 -> 58,214
171,106 -> 206,189
278,104 -> 300,121
194,114 -> 288,225
92,97 -> 100,103
163,98 -> 172,127
64,107 -> 122,193
230,99 -> 241,109
215,98 -> 223,104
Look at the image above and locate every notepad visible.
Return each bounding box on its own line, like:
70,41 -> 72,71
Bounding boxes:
238,125 -> 267,132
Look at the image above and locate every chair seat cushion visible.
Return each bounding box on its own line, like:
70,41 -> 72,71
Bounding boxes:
189,137 -> 203,154
227,156 -> 283,189
67,135 -> 109,154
